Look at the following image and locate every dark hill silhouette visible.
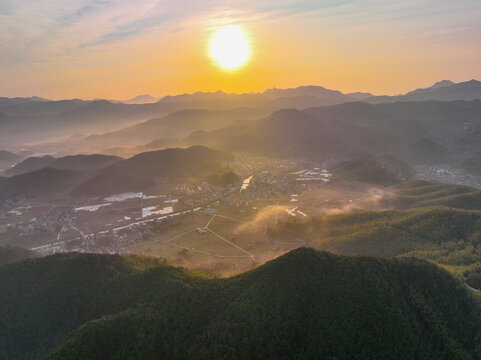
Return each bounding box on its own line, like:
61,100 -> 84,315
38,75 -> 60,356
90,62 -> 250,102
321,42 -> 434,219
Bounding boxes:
346,91 -> 373,99
263,85 -> 351,101
0,96 -> 47,105
406,80 -> 455,94
461,155 -> 481,175
4,155 -> 54,175
0,249 -> 478,359
180,106 -> 395,158
2,81 -> 481,147
73,146 -> 233,196
0,168 -> 84,202
0,245 -> 38,266
5,154 -> 121,176
83,108 -> 266,148
123,94 -> 159,104
71,166 -> 155,196
178,100 -> 481,162
0,150 -> 20,169
401,138 -> 448,164
368,80 -> 481,103
428,80 -> 455,89
332,155 -> 412,185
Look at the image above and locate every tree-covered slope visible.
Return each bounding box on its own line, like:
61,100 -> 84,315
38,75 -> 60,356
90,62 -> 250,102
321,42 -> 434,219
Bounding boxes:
332,155 -> 412,185
4,154 -> 121,176
0,245 -> 37,265
0,253 -> 198,360
383,180 -> 481,210
272,205 -> 481,289
72,145 -> 233,196
1,249 -> 480,360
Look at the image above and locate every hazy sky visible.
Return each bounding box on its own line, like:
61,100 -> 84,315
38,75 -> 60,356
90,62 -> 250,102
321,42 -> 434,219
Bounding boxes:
1,0 -> 480,99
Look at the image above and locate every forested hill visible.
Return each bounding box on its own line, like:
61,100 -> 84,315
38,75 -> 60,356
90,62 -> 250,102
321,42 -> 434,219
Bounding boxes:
1,248 -> 480,359
0,245 -> 37,265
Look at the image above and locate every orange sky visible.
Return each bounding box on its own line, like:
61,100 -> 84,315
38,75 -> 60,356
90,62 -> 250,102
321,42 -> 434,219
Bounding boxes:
1,1 -> 480,99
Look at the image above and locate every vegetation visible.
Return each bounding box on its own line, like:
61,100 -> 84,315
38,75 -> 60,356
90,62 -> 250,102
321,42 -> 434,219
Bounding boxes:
206,171 -> 241,186
0,245 -> 37,265
401,137 -> 448,164
382,180 -> 481,210
332,155 -> 412,185
72,145 -> 234,196
0,249 -> 479,359
461,156 -> 481,175
271,204 -> 481,290
0,168 -> 83,202
5,154 -> 121,176
0,150 -> 20,168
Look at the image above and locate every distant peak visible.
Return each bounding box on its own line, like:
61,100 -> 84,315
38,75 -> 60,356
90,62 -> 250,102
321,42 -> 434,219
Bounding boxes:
429,80 -> 455,89
123,94 -> 159,104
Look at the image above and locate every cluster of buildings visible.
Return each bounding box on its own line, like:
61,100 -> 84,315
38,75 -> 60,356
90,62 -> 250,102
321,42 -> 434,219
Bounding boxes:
3,160 -> 335,257
9,209 -> 70,236
292,167 -> 332,182
414,165 -> 481,189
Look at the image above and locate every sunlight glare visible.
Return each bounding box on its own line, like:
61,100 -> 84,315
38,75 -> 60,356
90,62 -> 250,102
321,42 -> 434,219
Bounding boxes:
209,26 -> 250,70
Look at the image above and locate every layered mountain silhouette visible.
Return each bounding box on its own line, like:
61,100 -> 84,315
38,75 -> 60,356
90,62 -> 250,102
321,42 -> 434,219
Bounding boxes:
332,155 -> 413,185
154,100 -> 481,163
0,168 -> 85,202
72,145 -> 233,195
0,150 -> 20,169
401,138 -> 448,164
82,108 -> 267,149
122,94 -> 159,104
370,80 -> 481,103
0,146 -> 234,202
2,80 -> 480,146
4,154 -> 121,176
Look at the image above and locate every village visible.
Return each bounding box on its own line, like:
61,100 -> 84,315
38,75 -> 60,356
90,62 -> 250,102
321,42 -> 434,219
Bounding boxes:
0,160 -> 335,261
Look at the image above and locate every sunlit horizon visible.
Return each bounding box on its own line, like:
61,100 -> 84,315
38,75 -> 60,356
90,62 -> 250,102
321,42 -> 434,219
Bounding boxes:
1,1 -> 480,99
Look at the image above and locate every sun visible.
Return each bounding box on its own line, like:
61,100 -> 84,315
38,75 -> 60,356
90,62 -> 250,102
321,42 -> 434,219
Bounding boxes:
209,26 -> 250,70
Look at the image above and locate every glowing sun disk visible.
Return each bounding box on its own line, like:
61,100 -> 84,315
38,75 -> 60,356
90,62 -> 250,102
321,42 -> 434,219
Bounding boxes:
209,26 -> 250,70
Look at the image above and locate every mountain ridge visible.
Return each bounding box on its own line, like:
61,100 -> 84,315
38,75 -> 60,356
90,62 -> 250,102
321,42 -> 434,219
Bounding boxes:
1,248 -> 479,360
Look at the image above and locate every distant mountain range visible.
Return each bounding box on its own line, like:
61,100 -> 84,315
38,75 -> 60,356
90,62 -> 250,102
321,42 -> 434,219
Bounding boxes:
0,168 -> 84,203
4,154 -> 121,176
0,96 -> 47,104
0,146 -> 235,202
1,79 -> 480,147
370,79 -> 481,103
0,150 -> 21,169
2,98 -> 480,203
81,108 -> 267,150
121,94 -> 159,104
72,145 -> 233,196
332,155 -> 413,185
3,80 -> 481,360
138,100 -> 480,164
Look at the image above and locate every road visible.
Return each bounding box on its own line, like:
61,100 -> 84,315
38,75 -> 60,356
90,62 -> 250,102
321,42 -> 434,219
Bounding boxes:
30,207 -> 201,251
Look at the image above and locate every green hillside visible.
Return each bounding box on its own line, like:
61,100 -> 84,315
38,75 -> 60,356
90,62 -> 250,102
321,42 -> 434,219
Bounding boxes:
72,145 -> 233,196
0,245 -> 37,265
1,249 -> 480,359
383,180 -> 481,210
332,155 -> 412,185
271,206 -> 481,289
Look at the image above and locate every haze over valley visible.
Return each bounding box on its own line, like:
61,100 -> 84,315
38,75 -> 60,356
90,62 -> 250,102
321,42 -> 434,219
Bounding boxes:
2,1 -> 481,359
